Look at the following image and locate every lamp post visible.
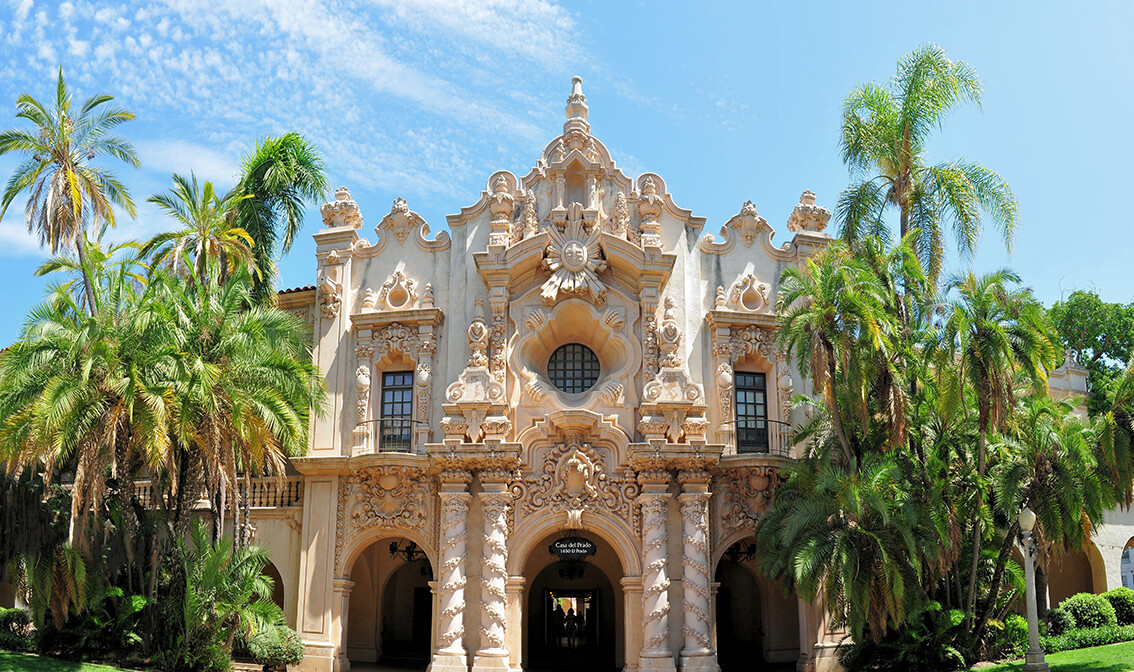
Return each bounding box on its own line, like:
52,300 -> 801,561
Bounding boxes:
1019,506 -> 1049,672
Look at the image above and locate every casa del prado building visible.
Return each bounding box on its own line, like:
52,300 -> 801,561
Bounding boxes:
230,79 -> 1134,672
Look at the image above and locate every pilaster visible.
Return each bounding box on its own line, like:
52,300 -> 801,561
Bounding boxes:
505,577 -> 526,672
332,578 -> 354,672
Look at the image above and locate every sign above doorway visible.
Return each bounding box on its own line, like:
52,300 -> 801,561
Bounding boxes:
550,536 -> 597,560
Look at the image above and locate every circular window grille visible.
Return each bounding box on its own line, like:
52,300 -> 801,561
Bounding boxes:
547,343 -> 600,394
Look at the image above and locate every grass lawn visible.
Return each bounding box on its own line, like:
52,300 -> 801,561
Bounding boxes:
0,651 -> 133,672
973,639 -> 1134,671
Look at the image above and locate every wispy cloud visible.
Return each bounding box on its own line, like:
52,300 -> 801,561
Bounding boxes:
135,140 -> 241,187
0,0 -> 586,250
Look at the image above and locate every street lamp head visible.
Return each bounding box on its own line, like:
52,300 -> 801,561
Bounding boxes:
1018,506 -> 1037,532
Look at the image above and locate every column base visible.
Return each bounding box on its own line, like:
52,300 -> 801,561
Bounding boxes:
296,642 -> 335,672
640,652 -> 677,672
679,651 -> 719,672
428,651 -> 469,672
471,650 -> 511,672
1023,653 -> 1050,672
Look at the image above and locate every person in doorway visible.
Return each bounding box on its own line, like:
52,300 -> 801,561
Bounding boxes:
565,608 -> 578,648
552,602 -> 566,648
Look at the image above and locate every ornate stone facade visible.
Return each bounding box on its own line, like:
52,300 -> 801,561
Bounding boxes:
277,79 -> 854,672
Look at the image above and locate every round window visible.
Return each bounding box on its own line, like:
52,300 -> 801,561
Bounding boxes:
547,343 -> 600,394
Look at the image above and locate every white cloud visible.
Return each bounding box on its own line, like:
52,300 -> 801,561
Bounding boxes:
135,139 -> 242,186
0,0 -> 589,256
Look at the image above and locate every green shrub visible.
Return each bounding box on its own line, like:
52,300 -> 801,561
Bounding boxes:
837,601 -> 969,671
1104,587 -> 1134,625
1045,607 -> 1074,636
1040,623 -> 1134,654
248,625 -> 304,669
1000,614 -> 1029,657
1059,592 -> 1118,629
0,631 -> 34,652
0,608 -> 31,636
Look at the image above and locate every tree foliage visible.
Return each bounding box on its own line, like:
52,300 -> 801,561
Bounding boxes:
1049,290 -> 1134,414
837,44 -> 1018,283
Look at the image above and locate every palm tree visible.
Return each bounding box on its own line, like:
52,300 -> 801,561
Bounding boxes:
976,394 -> 1109,639
755,453 -> 922,642
0,67 -> 139,313
777,243 -> 897,467
0,241 -> 174,560
233,133 -> 327,302
157,262 -> 324,544
838,44 -> 1018,283
157,520 -> 284,672
935,268 -> 1060,617
143,172 -> 257,282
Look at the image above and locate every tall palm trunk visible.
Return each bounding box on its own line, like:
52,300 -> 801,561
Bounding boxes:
825,342 -> 856,467
74,233 -> 98,316
113,424 -> 139,593
965,422 -> 988,618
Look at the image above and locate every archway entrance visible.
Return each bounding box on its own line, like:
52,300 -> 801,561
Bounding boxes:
714,540 -> 800,670
1119,538 -> 1134,590
523,531 -> 623,672
346,536 -> 434,669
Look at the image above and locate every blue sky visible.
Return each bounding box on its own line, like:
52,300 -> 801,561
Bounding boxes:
0,1 -> 1130,345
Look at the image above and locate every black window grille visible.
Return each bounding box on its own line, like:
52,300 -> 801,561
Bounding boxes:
547,344 -> 600,394
379,371 -> 414,452
735,372 -> 769,453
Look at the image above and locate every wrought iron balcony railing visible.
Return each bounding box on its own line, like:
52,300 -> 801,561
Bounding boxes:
725,418 -> 792,456
356,417 -> 423,454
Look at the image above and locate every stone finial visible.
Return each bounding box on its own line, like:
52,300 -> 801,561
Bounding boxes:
566,75 -> 588,120
320,186 -> 363,229
785,190 -> 831,233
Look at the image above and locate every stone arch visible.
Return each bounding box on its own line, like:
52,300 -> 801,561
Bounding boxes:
342,526 -> 437,579
519,525 -> 631,671
1119,537 -> 1134,590
1047,539 -> 1107,608
713,539 -> 800,667
262,560 -> 285,613
343,533 -> 435,667
713,528 -> 759,569
508,506 -> 640,577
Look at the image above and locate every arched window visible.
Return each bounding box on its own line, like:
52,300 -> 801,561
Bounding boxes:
547,344 -> 600,394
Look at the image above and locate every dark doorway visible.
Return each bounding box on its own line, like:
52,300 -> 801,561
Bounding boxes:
528,561 -> 616,672
379,559 -> 433,667
716,558 -> 766,671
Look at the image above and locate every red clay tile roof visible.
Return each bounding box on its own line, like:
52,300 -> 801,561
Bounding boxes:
278,285 -> 316,294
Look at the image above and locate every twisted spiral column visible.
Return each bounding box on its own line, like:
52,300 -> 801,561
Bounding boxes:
472,472 -> 512,672
431,471 -> 471,672
679,471 -> 719,672
638,470 -> 676,672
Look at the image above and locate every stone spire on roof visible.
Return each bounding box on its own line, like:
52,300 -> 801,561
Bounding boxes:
565,75 -> 588,120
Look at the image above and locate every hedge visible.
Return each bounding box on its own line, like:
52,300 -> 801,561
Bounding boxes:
1041,623 -> 1134,654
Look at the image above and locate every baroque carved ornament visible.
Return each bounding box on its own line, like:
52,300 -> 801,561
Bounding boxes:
541,215 -> 607,305
716,465 -> 784,537
511,433 -> 639,532
335,465 -> 438,571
